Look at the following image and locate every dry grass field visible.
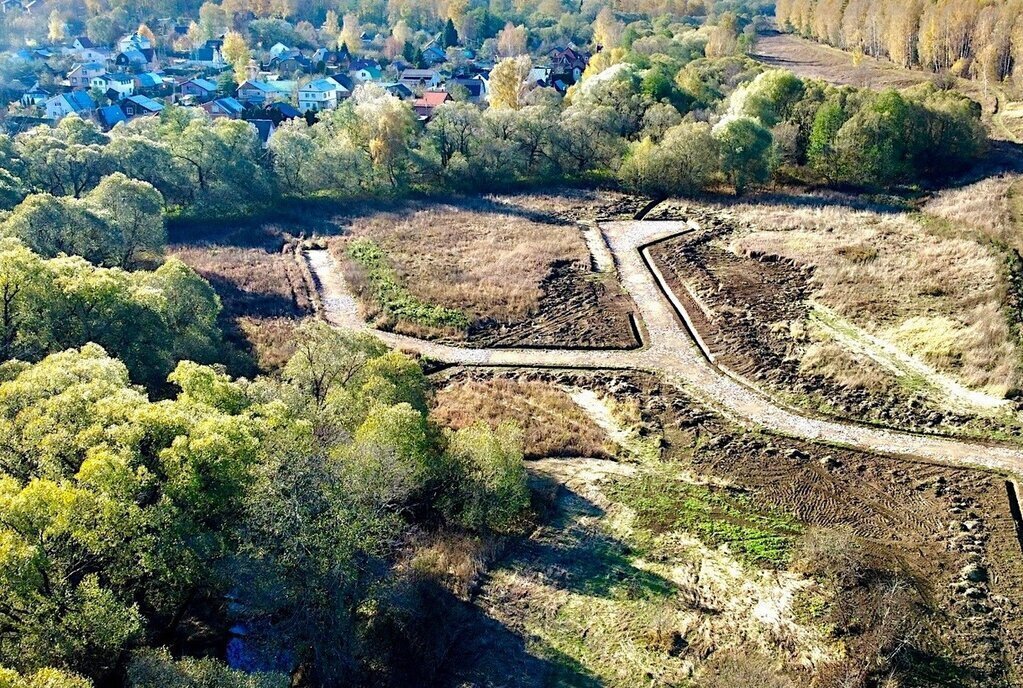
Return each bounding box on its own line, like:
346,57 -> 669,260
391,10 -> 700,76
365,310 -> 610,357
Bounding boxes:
171,232 -> 316,371
432,377 -> 613,460
331,194 -> 639,347
751,29 -> 935,91
924,175 -> 1023,252
729,202 -> 1021,396
334,200 -> 589,326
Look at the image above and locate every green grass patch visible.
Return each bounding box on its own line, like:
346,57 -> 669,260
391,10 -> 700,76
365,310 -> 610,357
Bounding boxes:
610,473 -> 802,567
346,238 -> 470,331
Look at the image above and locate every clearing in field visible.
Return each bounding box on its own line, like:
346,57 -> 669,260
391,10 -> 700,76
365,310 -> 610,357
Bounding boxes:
751,29 -> 935,91
170,219 -> 317,371
648,195 -> 1023,439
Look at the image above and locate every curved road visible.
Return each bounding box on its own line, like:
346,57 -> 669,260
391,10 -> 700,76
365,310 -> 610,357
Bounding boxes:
307,219 -> 1023,476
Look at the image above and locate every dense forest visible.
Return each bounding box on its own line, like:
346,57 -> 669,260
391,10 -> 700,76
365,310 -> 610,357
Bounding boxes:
776,0 -> 1023,90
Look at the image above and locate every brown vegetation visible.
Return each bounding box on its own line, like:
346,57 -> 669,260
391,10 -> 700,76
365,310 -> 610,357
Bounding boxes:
432,377 -> 612,460
752,29 -> 933,91
171,240 -> 315,371
729,201 -> 1020,394
332,200 -> 589,326
332,194 -> 639,347
774,0 -> 1023,91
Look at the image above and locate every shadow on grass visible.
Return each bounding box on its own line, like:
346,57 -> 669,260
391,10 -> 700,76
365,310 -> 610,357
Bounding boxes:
382,576 -> 605,688
502,484 -> 678,601
167,189 -> 606,250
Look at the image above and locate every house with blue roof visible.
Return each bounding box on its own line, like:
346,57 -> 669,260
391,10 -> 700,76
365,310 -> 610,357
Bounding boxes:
120,94 -> 164,118
298,78 -> 341,112
96,104 -> 127,129
44,90 -> 95,120
180,77 -> 218,100
115,49 -> 149,70
237,80 -> 276,105
134,72 -> 165,93
203,96 -> 245,119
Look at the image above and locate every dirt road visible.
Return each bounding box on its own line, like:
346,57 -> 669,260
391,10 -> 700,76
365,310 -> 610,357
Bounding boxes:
306,219 -> 1023,475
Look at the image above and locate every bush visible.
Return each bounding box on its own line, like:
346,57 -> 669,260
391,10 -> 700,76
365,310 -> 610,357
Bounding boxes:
444,421 -> 530,533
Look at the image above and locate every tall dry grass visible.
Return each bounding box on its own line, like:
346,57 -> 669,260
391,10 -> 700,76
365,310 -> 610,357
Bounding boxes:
331,201 -> 590,326
729,202 -> 1021,394
432,378 -> 613,459
923,175 -> 1023,251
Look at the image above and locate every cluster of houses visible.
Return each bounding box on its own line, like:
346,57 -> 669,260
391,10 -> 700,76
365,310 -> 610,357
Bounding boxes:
3,28 -> 591,142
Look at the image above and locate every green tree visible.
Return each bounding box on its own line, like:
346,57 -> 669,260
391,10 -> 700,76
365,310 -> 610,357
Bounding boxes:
735,69 -> 806,126
806,98 -> 848,181
444,421 -> 529,533
619,121 -> 718,197
713,115 -> 774,194
442,18 -> 459,48
85,173 -> 165,268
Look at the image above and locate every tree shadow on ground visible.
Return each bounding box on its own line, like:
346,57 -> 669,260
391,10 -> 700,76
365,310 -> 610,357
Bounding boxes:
167,189 -> 603,251
501,482 -> 678,601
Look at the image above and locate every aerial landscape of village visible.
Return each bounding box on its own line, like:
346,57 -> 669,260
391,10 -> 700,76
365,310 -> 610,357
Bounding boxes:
2,0 -> 1023,685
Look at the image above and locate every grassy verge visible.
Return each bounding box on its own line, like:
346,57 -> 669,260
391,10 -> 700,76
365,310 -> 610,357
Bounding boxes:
610,473 -> 803,567
346,238 -> 470,331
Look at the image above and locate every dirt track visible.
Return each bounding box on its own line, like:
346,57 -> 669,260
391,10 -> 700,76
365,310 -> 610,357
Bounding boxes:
306,218 -> 1023,476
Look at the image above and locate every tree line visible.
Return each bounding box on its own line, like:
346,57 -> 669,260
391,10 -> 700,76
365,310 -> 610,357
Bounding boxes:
776,0 -> 1023,88
0,33 -> 988,245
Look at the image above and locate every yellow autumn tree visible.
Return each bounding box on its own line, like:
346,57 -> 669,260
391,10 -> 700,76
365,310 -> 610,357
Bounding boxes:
488,55 -> 532,110
221,31 -> 252,83
339,13 -> 363,53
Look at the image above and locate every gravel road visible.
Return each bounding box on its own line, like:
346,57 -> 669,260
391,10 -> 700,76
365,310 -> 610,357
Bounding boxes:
306,220 -> 1023,476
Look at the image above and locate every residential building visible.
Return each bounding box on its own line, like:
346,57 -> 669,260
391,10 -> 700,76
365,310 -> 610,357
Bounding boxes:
114,49 -> 150,70
203,96 -> 244,118
94,72 -> 134,99
134,72 -> 165,94
268,42 -> 292,58
247,119 -> 276,147
236,80 -> 276,105
68,62 -> 105,88
448,76 -> 488,102
421,44 -> 446,65
20,84 -> 49,107
120,94 -> 164,118
96,104 -> 127,129
548,46 -> 589,83
179,77 -> 218,100
44,91 -> 95,119
413,90 -> 451,120
381,82 -> 413,99
399,68 -> 442,91
192,45 -> 223,66
351,60 -> 382,83
265,101 -> 303,122
298,78 -> 341,112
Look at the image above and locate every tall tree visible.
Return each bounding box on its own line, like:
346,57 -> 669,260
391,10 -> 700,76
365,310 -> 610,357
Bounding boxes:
221,31 -> 252,84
